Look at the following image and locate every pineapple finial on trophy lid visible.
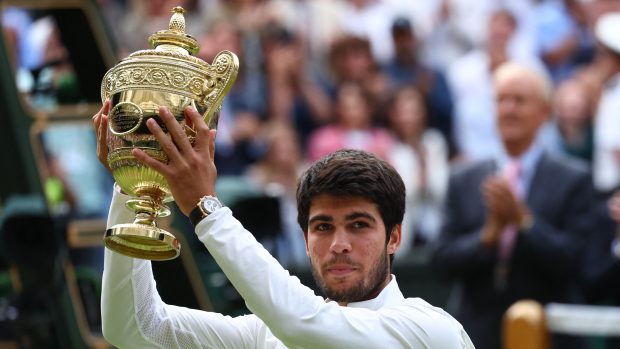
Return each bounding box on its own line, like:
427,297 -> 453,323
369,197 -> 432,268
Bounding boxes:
169,6 -> 186,33
148,6 -> 200,55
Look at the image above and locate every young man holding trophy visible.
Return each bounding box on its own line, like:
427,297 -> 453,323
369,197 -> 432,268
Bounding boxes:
95,6 -> 472,349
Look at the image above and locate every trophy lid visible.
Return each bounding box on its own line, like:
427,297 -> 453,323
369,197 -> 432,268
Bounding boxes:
101,6 -> 239,122
148,6 -> 199,55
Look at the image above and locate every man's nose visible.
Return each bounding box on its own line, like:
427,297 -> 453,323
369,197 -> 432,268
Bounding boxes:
329,229 -> 352,254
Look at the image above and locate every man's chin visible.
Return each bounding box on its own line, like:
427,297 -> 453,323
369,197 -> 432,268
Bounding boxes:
322,277 -> 370,302
323,287 -> 358,303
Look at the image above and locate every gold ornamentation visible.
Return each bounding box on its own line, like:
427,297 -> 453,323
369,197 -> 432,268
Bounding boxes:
101,7 -> 238,260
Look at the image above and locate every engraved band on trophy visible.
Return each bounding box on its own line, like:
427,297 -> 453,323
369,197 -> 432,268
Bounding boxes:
101,6 -> 239,260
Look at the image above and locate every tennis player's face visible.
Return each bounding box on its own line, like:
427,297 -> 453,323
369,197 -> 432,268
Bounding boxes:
305,194 -> 400,304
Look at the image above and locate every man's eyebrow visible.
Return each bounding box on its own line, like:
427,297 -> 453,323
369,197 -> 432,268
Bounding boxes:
308,214 -> 333,225
345,212 -> 376,222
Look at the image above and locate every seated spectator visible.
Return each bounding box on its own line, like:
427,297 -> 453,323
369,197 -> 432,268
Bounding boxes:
383,17 -> 455,155
580,188 -> 620,348
306,82 -> 394,162
260,22 -> 332,148
245,121 -> 309,268
198,15 -> 266,175
534,0 -> 595,84
325,35 -> 391,106
432,62 -> 593,349
336,0 -> 397,64
540,78 -> 594,163
386,85 -> 449,254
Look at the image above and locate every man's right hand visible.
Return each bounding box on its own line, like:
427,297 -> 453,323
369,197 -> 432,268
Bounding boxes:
481,176 -> 515,247
92,100 -> 111,173
482,175 -> 525,224
480,215 -> 503,248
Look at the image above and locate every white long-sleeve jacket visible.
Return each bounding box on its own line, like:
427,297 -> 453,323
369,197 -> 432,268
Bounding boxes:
101,187 -> 474,348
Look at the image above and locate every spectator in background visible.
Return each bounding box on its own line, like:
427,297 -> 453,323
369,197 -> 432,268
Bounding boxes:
325,35 -> 391,106
383,17 -> 455,156
337,0 -> 397,64
386,85 -> 449,255
447,8 -> 543,162
245,121 -> 309,268
266,0 -> 347,81
580,189 -> 620,349
569,2 -> 620,108
117,0 -> 203,55
580,161 -> 620,348
540,79 -> 594,163
205,0 -> 276,39
261,22 -> 332,148
306,82 -> 394,163
432,62 -> 593,349
198,16 -> 265,175
592,12 -> 620,195
42,151 -> 76,216
534,0 -> 596,85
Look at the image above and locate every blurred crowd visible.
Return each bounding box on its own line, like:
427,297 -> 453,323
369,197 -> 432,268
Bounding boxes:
97,1 -> 620,343
7,0 -> 620,347
99,0 -> 618,245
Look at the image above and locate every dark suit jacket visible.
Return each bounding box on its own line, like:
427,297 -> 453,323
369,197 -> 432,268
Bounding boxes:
580,195 -> 620,348
432,152 -> 593,349
581,194 -> 620,303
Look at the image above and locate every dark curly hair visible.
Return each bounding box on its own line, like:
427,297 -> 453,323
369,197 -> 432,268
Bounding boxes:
296,149 -> 405,243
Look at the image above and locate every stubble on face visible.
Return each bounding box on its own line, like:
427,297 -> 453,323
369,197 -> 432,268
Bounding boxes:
310,247 -> 390,303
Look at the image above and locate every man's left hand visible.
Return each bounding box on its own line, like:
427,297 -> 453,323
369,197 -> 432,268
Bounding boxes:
133,106 -> 217,216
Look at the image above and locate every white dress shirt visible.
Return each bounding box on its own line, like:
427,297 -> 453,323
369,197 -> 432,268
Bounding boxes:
101,187 -> 474,348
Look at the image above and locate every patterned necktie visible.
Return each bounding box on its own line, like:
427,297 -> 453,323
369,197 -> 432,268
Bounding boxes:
495,159 -> 522,290
498,159 -> 522,261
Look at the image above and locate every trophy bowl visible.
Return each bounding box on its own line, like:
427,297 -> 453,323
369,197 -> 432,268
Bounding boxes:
101,6 -> 238,260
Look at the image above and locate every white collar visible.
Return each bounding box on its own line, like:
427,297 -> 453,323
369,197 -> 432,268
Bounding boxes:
346,275 -> 405,310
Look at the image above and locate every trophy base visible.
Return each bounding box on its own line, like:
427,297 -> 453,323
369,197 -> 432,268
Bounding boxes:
104,223 -> 180,261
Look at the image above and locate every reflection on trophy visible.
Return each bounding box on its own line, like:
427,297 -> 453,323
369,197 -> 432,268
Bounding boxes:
100,6 -> 238,260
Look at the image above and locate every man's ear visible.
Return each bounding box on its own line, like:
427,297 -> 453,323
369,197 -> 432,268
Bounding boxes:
387,224 -> 402,255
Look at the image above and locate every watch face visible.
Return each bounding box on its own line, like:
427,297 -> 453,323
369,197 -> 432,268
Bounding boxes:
201,197 -> 221,214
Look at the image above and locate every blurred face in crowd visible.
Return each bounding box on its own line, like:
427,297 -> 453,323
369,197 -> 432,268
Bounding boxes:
388,87 -> 426,141
391,19 -> 417,63
553,80 -> 591,130
487,10 -> 516,50
495,64 -> 550,155
330,37 -> 375,82
199,20 -> 241,62
264,123 -> 300,169
337,83 -> 372,129
305,194 -> 399,304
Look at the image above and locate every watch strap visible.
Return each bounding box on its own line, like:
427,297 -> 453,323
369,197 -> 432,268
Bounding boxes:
189,204 -> 206,227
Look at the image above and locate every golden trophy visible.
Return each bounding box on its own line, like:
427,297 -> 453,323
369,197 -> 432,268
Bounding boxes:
101,7 -> 238,260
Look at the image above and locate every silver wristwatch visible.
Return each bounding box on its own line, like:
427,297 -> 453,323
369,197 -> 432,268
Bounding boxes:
189,195 -> 222,226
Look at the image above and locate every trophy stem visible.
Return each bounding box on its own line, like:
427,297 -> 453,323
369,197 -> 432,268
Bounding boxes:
104,196 -> 179,261
134,212 -> 157,226
128,195 -> 171,223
